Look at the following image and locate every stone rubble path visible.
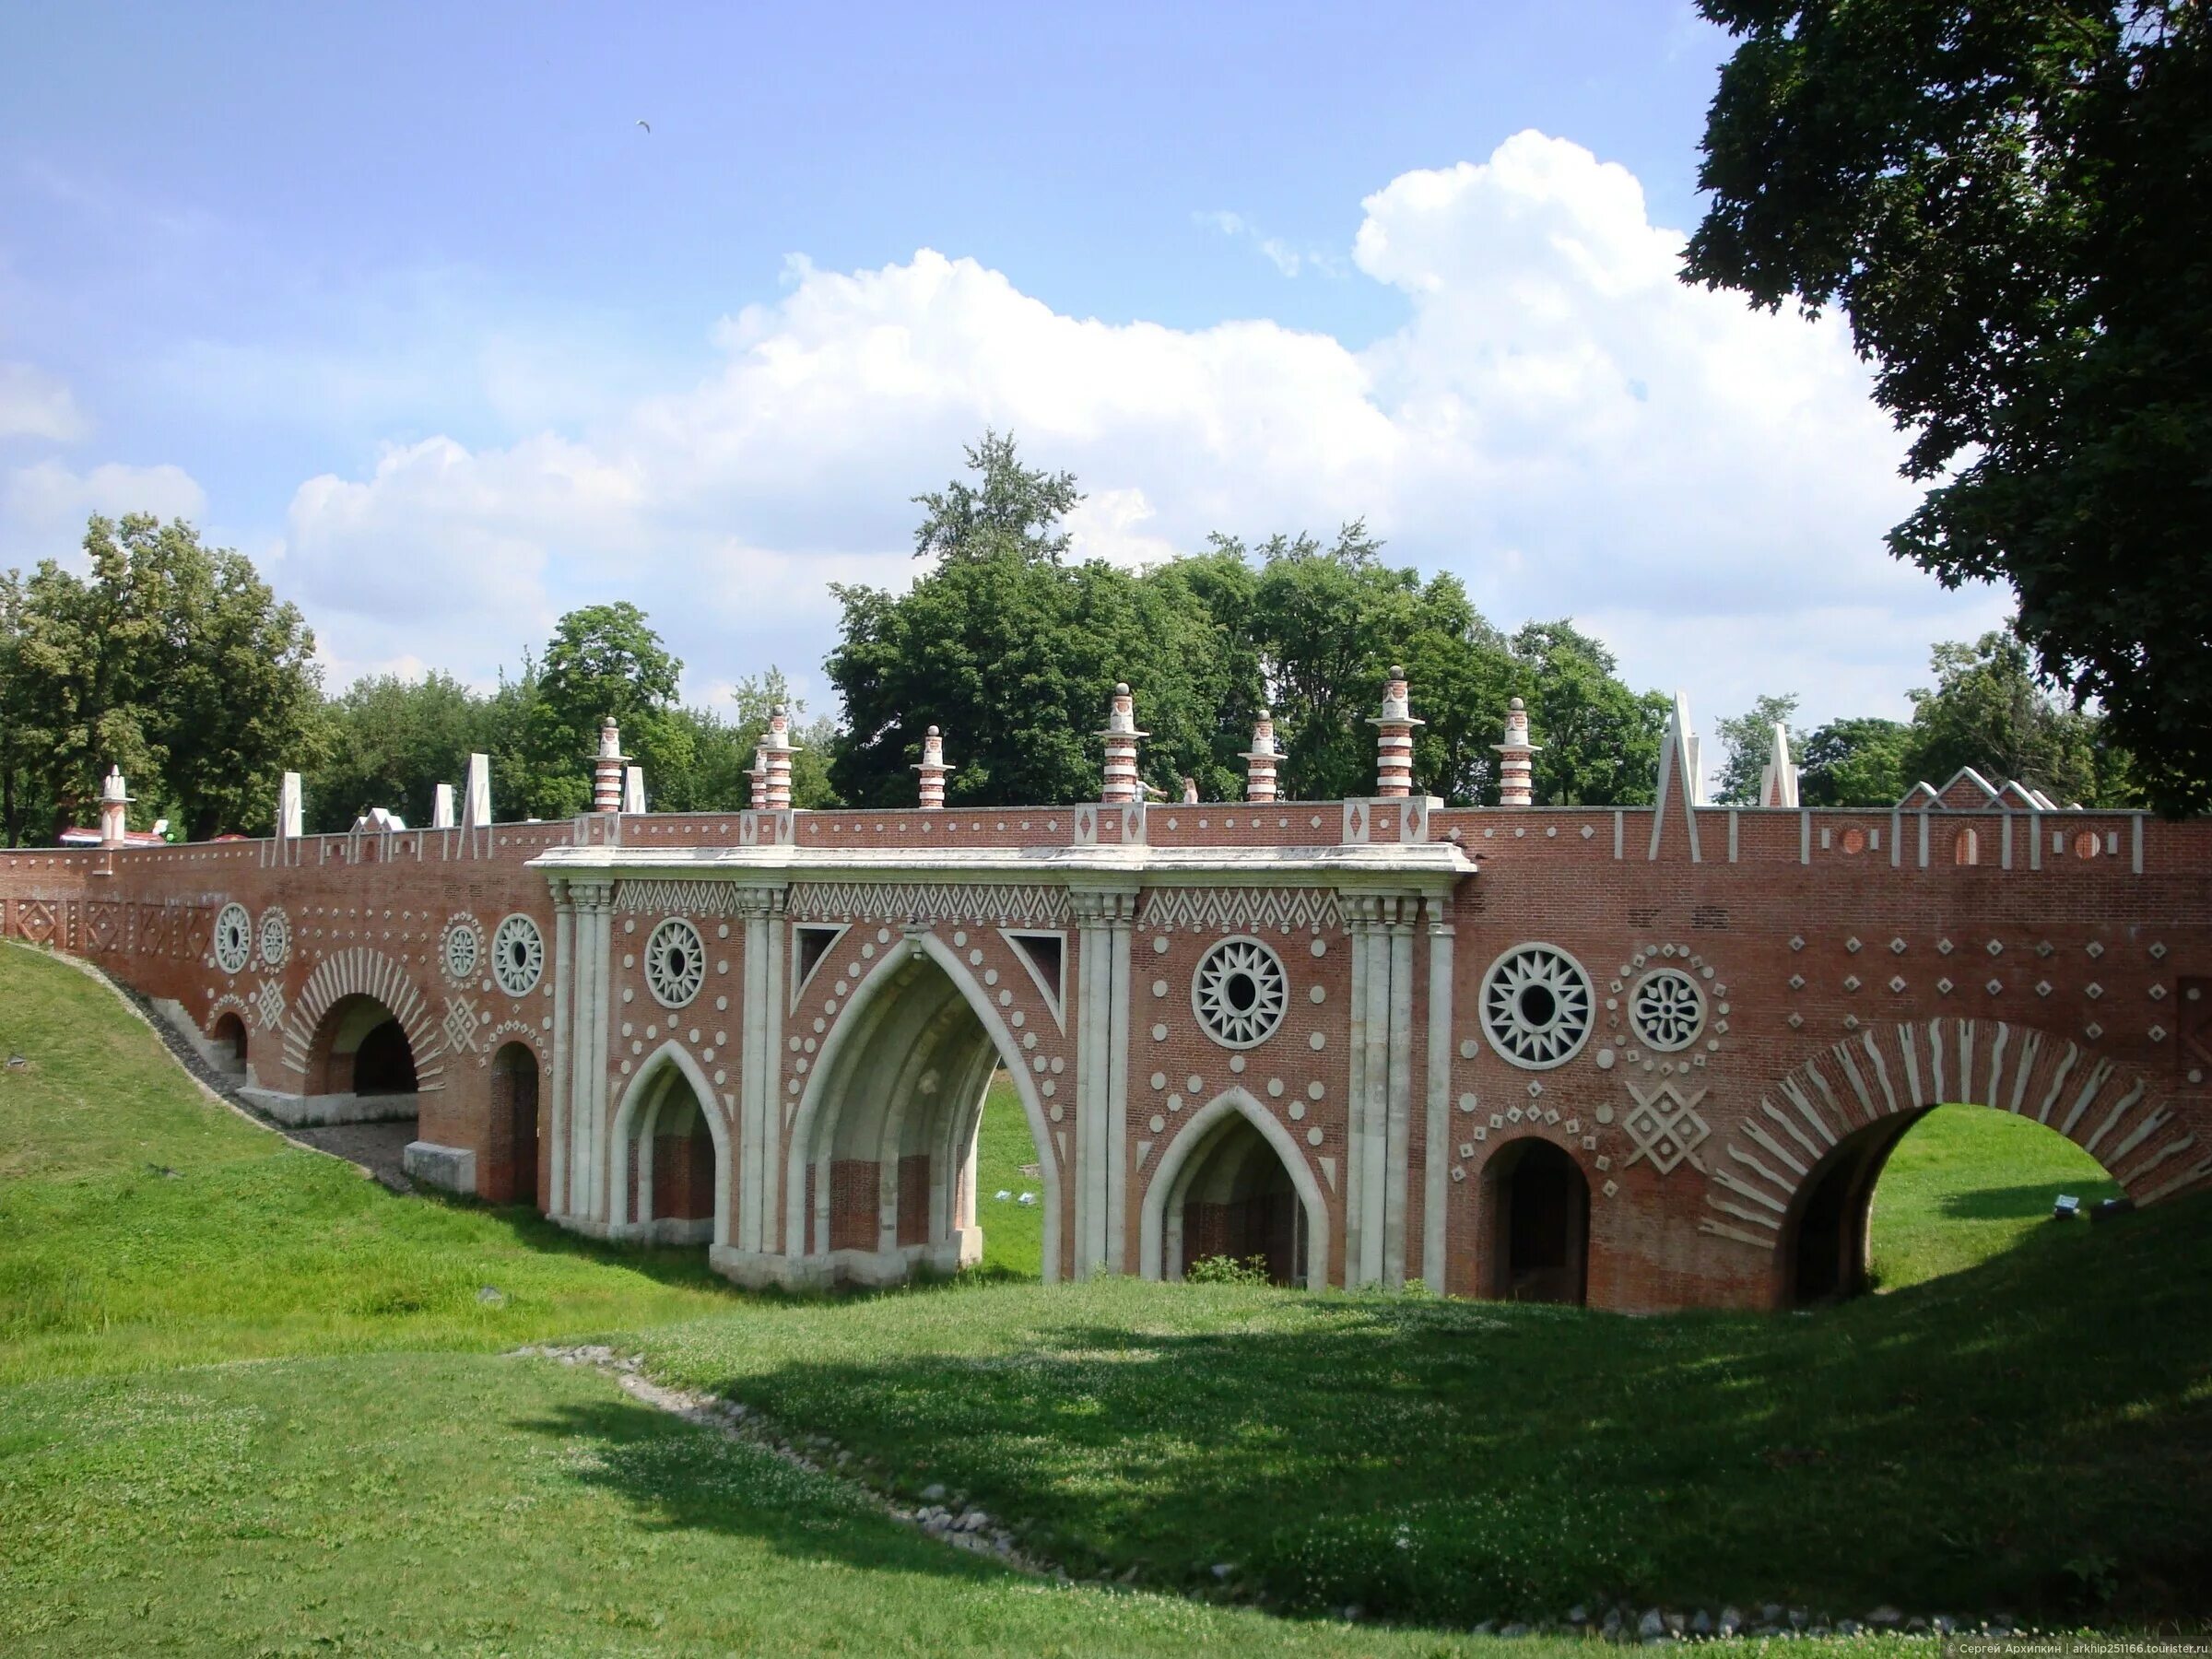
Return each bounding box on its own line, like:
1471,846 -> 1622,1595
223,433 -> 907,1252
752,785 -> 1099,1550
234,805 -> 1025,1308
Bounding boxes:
510,1344 -> 1060,1580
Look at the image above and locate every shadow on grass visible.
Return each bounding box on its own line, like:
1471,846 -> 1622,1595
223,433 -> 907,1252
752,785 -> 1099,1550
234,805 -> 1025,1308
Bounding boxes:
621,1198 -> 2212,1631
1932,1180 -> 2121,1222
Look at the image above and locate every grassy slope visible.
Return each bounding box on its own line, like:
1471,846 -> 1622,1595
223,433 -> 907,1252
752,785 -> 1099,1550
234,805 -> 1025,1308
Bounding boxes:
1870,1105 -> 2122,1289
0,946 -> 1508,1656
4,943 -> 2206,1645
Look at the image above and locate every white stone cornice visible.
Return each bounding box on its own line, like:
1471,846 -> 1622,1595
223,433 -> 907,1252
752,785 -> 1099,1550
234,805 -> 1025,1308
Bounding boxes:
530,841 -> 1473,884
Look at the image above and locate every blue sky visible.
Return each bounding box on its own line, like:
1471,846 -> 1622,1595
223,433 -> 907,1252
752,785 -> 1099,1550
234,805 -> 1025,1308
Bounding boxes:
0,1 -> 2004,755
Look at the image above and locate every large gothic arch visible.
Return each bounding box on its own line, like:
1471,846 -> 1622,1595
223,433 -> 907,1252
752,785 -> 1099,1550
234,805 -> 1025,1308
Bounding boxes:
1702,1018 -> 2205,1265
784,927 -> 1064,1283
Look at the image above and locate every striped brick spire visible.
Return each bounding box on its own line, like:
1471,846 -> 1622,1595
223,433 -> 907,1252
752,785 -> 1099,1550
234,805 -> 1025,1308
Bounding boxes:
591,718 -> 629,813
1240,707 -> 1282,803
747,744 -> 769,811
1099,682 -> 1147,805
913,724 -> 950,809
761,705 -> 801,812
99,766 -> 132,847
1494,696 -> 1540,807
1368,665 -> 1423,798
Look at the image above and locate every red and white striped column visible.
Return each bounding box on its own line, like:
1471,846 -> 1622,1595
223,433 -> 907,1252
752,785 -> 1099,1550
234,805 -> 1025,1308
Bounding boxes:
591,718 -> 629,813
761,705 -> 800,811
99,767 -> 131,847
913,724 -> 950,809
1369,666 -> 1423,797
1099,682 -> 1147,805
1493,697 -> 1539,807
1241,707 -> 1281,803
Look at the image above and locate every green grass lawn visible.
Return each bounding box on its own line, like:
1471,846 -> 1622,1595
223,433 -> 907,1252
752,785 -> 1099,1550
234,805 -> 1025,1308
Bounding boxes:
3,941 -> 2206,1649
1870,1104 -> 2124,1290
975,1069 -> 1044,1277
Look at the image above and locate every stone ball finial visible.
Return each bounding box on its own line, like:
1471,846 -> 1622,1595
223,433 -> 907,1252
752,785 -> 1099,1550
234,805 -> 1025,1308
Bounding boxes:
1114,682 -> 1130,696
927,724 -> 939,736
1510,696 -> 1525,712
1390,665 -> 1405,677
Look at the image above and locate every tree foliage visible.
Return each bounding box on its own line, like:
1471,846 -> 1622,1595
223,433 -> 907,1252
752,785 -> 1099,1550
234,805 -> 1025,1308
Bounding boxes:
1797,717 -> 1914,808
1715,693 -> 1803,805
1686,1 -> 2212,813
0,515 -> 322,841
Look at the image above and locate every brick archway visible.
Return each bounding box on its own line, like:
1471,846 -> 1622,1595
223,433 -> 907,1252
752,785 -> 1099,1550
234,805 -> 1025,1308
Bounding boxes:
278,946 -> 446,1093
1702,1019 -> 2205,1267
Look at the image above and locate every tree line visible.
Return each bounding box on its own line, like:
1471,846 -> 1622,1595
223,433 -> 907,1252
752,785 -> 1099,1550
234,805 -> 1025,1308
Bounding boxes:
0,435 -> 2137,846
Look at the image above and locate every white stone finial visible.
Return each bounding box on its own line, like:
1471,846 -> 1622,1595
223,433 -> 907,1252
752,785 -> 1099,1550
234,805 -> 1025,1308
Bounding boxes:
1758,721 -> 1800,808
99,766 -> 132,847
278,771 -> 304,840
1240,707 -> 1281,803
1493,696 -> 1542,808
462,753 -> 492,828
912,724 -> 950,810
1367,665 -> 1424,798
621,764 -> 647,816
591,717 -> 629,814
431,782 -> 456,830
1099,682 -> 1147,805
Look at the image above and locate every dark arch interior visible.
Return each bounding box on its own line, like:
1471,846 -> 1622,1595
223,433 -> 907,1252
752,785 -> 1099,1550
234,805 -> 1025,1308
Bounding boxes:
1782,1108 -> 1931,1305
1175,1114 -> 1304,1286
1487,1138 -> 1590,1303
625,1063 -> 716,1242
209,1011 -> 248,1073
354,1020 -> 418,1095
491,1041 -> 542,1210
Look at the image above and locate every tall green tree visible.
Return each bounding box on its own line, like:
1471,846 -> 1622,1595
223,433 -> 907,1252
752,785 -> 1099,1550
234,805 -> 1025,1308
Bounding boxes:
1507,621 -> 1670,806
1797,717 -> 1913,807
5,515 -> 321,840
524,603 -> 692,819
1714,693 -> 1802,805
1898,630 -> 2122,806
308,671 -> 496,833
1686,1 -> 2212,814
828,436 -> 1234,806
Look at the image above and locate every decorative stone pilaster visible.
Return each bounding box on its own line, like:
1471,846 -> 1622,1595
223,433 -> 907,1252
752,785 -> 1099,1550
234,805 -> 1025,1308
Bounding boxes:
1369,666 -> 1423,798
621,765 -> 647,816
1069,883 -> 1141,1278
1099,683 -> 1147,806
591,718 -> 629,814
913,725 -> 950,809
1759,722 -> 1800,807
277,771 -> 304,840
761,706 -> 800,812
98,767 -> 131,847
1240,708 -> 1282,803
1494,697 -> 1539,807
462,753 -> 492,828
430,782 -> 456,830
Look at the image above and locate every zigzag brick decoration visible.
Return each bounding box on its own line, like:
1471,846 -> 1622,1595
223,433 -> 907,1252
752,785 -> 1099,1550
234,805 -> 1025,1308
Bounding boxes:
787,881 -> 1075,927
1135,887 -> 1342,935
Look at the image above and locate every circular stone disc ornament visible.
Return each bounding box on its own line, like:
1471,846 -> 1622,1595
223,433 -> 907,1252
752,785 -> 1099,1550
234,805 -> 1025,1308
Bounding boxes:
1191,935 -> 1288,1049
491,913 -> 546,997
1630,967 -> 1704,1052
441,917 -> 483,982
1479,943 -> 1594,1069
645,917 -> 707,1008
213,903 -> 253,974
257,907 -> 291,970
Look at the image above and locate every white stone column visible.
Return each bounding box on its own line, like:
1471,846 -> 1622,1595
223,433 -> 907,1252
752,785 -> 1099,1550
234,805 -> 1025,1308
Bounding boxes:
1382,897 -> 1417,1288
1341,897 -> 1371,1287
1069,884 -> 1138,1277
1358,900 -> 1393,1288
548,880 -> 576,1218
737,890 -> 771,1252
1421,894 -> 1455,1293
1105,892 -> 1135,1272
568,880 -> 615,1223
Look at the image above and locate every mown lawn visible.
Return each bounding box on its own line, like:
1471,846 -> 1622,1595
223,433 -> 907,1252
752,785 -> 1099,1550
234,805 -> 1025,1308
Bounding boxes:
3,941 -> 2206,1650
975,1069 -> 1044,1277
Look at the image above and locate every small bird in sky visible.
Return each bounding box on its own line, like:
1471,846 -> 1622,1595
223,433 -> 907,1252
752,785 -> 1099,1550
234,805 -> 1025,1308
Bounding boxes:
636,119 -> 651,134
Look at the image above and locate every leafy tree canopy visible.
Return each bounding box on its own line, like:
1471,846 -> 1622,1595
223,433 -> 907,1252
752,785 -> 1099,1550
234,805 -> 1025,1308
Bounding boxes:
1715,693 -> 1803,805
1686,1 -> 2212,813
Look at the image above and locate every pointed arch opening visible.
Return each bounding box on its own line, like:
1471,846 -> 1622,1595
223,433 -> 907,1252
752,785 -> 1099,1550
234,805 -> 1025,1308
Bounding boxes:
609,1042 -> 729,1249
1142,1089 -> 1329,1290
787,934 -> 1061,1287
1482,1137 -> 1590,1304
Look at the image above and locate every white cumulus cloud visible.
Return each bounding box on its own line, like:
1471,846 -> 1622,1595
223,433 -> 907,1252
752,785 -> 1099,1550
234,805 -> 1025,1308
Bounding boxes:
275,129 -> 2002,735
0,361 -> 89,442
0,459 -> 208,569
